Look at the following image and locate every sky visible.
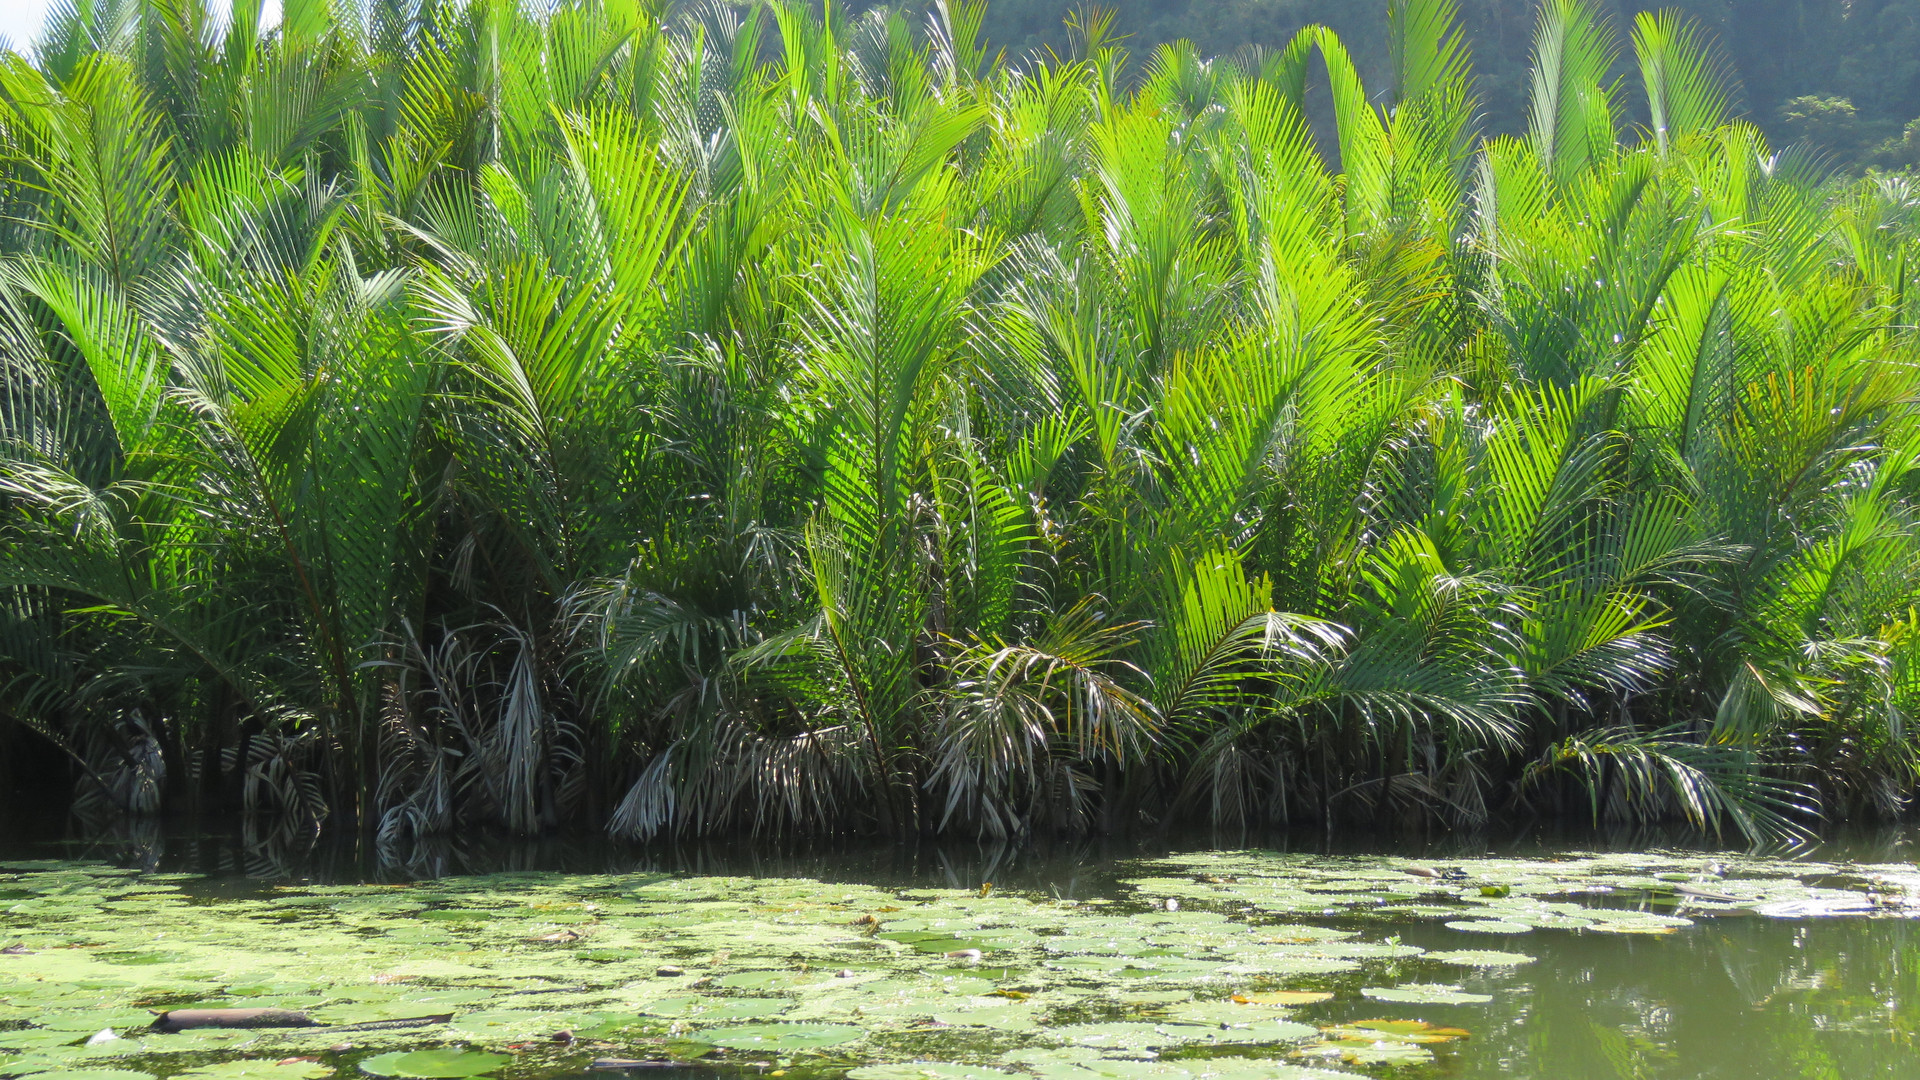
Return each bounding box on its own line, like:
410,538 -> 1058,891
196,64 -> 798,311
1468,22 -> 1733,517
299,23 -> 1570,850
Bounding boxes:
0,0 -> 62,49
0,1 -> 284,53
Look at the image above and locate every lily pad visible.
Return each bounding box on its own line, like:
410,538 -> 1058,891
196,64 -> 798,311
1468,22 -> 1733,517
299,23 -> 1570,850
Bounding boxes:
1298,1038 -> 1434,1066
639,996 -> 791,1020
1338,1019 -> 1471,1043
1189,1019 -> 1321,1043
37,1014 -> 156,1034
713,971 -> 830,990
1051,1023 -> 1218,1050
392,990 -> 496,1007
311,1003 -> 446,1026
927,1004 -> 1043,1030
0,1032 -> 84,1051
1158,1002 -> 1318,1036
1756,898 -> 1879,919
1361,984 -> 1493,1005
11,848 -> 1917,1080
1424,950 -> 1534,967
174,1062 -> 334,1080
13,1073 -> 156,1080
0,1057 -> 86,1079
702,1024 -> 865,1050
448,1010 -> 587,1039
1442,921 -> 1532,935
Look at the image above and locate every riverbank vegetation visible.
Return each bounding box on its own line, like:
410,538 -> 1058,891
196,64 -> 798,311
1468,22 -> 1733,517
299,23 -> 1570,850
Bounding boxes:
3,0 -> 1919,845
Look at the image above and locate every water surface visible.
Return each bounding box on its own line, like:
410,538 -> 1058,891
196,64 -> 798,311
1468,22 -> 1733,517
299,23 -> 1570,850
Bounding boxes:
1,824 -> 1915,1080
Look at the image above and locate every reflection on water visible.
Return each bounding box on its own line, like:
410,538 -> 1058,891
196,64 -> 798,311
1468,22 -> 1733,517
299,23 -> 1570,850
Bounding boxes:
1332,903 -> 1920,1078
25,812 -> 1920,888
6,816 -> 1920,1079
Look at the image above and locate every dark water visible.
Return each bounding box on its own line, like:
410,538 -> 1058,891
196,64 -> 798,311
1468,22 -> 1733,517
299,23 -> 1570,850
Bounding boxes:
6,818 -> 1919,1080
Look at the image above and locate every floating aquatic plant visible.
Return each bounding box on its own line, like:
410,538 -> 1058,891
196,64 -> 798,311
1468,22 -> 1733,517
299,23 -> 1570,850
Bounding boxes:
1422,951 -> 1535,967
4,849 -> 1917,1080
701,1025 -> 866,1051
1359,985 -> 1494,1006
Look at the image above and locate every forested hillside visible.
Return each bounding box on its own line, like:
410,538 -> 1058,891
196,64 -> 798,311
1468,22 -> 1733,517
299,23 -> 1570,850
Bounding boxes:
4,0 -> 1920,845
977,0 -> 1920,170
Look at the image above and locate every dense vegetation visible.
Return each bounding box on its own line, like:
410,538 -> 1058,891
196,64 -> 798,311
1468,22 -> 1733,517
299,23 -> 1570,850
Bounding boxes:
978,0 -> 1920,172
3,0 -> 1920,846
